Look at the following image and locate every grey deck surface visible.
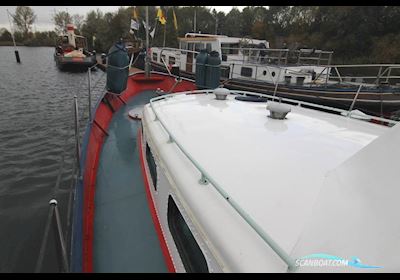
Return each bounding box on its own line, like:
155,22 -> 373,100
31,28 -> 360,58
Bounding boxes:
93,91 -> 167,272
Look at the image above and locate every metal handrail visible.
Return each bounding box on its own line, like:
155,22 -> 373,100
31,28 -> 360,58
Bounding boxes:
311,64 -> 400,87
148,88 -> 398,266
150,92 -> 297,270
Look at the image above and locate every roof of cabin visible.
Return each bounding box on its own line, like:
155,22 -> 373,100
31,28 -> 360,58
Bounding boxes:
179,34 -> 269,45
143,92 -> 391,272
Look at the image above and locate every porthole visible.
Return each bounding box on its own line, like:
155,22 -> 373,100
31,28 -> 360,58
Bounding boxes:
271,71 -> 276,77
263,70 -> 267,76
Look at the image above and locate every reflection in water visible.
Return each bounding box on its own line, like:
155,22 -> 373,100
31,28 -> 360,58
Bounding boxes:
0,47 -> 106,272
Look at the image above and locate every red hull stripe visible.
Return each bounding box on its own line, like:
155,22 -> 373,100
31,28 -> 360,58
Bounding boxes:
138,127 -> 176,273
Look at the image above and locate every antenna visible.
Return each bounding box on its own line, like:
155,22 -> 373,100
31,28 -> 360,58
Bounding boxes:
144,6 -> 150,77
194,7 -> 197,33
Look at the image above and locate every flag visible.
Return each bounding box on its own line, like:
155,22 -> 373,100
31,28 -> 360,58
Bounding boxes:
131,19 -> 139,30
173,9 -> 178,31
142,20 -> 148,31
157,7 -> 166,25
130,6 -> 139,31
132,6 -> 139,20
150,27 -> 156,38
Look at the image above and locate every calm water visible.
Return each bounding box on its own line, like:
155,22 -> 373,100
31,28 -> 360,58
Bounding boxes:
0,46 -> 105,272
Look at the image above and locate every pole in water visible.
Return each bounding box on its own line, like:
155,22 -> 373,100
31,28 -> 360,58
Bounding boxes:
7,9 -> 20,63
15,50 -> 21,63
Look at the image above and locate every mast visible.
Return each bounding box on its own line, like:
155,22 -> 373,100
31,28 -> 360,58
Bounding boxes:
6,9 -> 21,63
215,16 -> 218,35
193,7 -> 196,33
145,6 -> 150,77
163,6 -> 167,47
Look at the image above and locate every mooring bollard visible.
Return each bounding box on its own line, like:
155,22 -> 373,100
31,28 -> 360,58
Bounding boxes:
14,50 -> 21,63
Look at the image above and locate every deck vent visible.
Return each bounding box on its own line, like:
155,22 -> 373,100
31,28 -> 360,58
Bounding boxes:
266,102 -> 291,119
214,88 -> 230,100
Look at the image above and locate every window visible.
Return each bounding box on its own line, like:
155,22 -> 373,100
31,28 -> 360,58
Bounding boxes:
194,43 -> 204,52
194,43 -> 204,59
180,41 -> 187,50
169,56 -> 176,65
241,67 -> 253,77
206,43 -> 212,52
153,52 -> 158,62
167,196 -> 209,273
161,54 -> 166,63
221,66 -> 230,79
180,42 -> 188,54
146,143 -> 158,191
221,43 -> 239,55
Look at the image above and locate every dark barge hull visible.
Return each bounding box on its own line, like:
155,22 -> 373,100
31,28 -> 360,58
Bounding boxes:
148,61 -> 400,117
54,54 -> 97,72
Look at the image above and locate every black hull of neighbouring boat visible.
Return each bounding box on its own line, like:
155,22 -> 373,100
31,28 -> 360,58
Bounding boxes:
148,61 -> 400,117
54,54 -> 97,72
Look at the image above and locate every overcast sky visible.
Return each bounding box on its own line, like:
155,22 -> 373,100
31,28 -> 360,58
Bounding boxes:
0,6 -> 250,32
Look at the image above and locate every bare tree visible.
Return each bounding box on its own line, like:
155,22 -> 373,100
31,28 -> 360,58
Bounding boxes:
52,10 -> 73,34
12,6 -> 37,38
72,14 -> 85,33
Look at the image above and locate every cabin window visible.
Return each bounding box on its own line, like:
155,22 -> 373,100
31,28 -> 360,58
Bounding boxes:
221,43 -> 239,55
167,196 -> 209,273
221,66 -> 230,79
169,56 -> 176,65
180,42 -> 188,54
180,41 -> 187,50
194,43 -> 204,52
271,71 -> 276,77
241,67 -> 253,77
146,143 -> 158,191
263,70 -> 267,76
161,54 -> 166,63
206,43 -> 212,52
187,43 -> 194,51
194,43 -> 204,59
153,52 -> 158,62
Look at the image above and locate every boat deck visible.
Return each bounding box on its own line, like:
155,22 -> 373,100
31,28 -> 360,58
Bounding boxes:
93,90 -> 167,272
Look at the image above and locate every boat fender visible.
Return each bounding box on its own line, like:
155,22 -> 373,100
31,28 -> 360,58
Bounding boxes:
195,49 -> 208,89
106,40 -> 130,94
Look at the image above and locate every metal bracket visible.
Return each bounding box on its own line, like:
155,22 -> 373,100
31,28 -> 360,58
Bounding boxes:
199,173 -> 209,185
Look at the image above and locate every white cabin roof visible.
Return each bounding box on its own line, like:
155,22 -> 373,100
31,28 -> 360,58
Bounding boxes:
180,33 -> 269,46
143,92 -> 395,272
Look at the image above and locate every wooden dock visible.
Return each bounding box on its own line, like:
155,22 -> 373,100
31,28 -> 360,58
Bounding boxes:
96,55 -> 143,74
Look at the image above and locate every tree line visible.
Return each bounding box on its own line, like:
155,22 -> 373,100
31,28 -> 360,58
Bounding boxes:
1,6 -> 400,64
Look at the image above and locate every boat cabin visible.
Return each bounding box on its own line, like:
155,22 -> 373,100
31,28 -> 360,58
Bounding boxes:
150,33 -> 332,86
55,24 -> 88,55
140,87 -> 398,272
178,33 -> 270,63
